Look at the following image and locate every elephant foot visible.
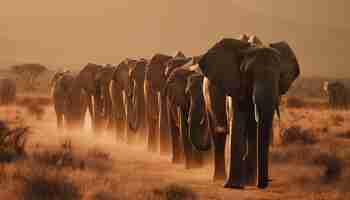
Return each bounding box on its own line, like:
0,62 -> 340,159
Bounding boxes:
213,172 -> 226,181
257,179 -> 271,189
172,157 -> 183,164
224,181 -> 245,190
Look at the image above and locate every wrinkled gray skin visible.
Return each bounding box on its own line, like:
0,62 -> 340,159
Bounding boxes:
127,59 -> 148,140
324,81 -> 349,109
0,78 -> 16,105
94,65 -> 116,131
165,64 -> 207,169
111,59 -> 138,143
51,71 -> 87,130
75,63 -> 104,132
195,39 -> 300,189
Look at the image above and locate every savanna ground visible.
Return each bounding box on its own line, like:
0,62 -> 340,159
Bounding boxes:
0,71 -> 349,200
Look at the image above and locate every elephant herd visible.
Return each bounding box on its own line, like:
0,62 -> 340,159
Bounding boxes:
324,81 -> 350,109
51,34 -> 300,189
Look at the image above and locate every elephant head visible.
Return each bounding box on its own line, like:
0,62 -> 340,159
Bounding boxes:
94,64 -> 115,120
186,73 -> 211,151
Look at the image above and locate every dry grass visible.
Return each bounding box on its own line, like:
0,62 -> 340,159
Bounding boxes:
0,120 -> 29,163
149,184 -> 198,200
279,126 -> 319,145
32,140 -> 113,173
284,96 -> 328,110
19,165 -> 81,200
16,96 -> 48,120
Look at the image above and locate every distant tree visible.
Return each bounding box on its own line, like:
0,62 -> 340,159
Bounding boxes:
10,64 -> 47,91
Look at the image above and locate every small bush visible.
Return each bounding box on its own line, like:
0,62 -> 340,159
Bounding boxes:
26,103 -> 45,120
33,141 -> 112,172
0,120 -> 29,163
150,184 -> 198,200
330,114 -> 345,126
92,191 -> 119,200
285,96 -> 306,108
20,167 -> 81,200
280,126 -> 319,145
32,140 -> 83,170
312,152 -> 343,184
336,130 -> 350,139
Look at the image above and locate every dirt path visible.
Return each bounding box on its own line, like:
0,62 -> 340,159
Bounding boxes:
23,107 -> 318,200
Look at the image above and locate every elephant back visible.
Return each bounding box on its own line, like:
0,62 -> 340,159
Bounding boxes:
198,38 -> 250,97
165,68 -> 195,108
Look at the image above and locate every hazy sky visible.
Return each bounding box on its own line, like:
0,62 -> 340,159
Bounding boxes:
0,0 -> 349,77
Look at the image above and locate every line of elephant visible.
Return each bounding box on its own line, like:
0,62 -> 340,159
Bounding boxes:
323,81 -> 350,109
51,34 -> 300,190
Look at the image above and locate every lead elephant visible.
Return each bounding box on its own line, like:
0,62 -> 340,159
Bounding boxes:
0,78 -> 16,105
165,61 -> 207,169
111,58 -> 138,142
192,38 -> 300,189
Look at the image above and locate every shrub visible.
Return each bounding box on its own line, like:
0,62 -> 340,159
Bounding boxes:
285,96 -> 306,108
0,120 -> 29,163
280,126 -> 319,145
312,152 -> 343,184
19,166 -> 81,200
32,140 -> 83,170
150,184 -> 198,200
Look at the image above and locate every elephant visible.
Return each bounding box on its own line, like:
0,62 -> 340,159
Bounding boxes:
144,52 -> 185,153
191,38 -> 300,189
110,58 -> 138,142
323,81 -> 349,109
94,64 -> 116,132
126,59 -> 148,142
164,60 -> 207,169
0,78 -> 16,105
75,63 -> 104,132
51,71 -> 87,130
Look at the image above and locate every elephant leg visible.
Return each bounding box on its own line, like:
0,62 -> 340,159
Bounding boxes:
225,100 -> 247,189
170,113 -> 183,163
178,107 -> 202,169
148,117 -> 158,152
87,95 -> 95,130
212,134 -> 227,181
147,92 -> 159,152
245,103 -> 258,186
159,92 -> 171,155
57,112 -> 63,130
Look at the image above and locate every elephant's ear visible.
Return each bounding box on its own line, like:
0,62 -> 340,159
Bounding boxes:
270,41 -> 301,95
198,38 -> 250,96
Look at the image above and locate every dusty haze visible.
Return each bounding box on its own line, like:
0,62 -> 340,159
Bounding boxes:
0,0 -> 349,77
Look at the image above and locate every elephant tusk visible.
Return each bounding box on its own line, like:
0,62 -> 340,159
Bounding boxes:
254,103 -> 259,123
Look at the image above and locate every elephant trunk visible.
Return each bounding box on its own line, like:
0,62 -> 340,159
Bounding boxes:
253,79 -> 278,189
188,96 -> 211,151
127,80 -> 140,132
